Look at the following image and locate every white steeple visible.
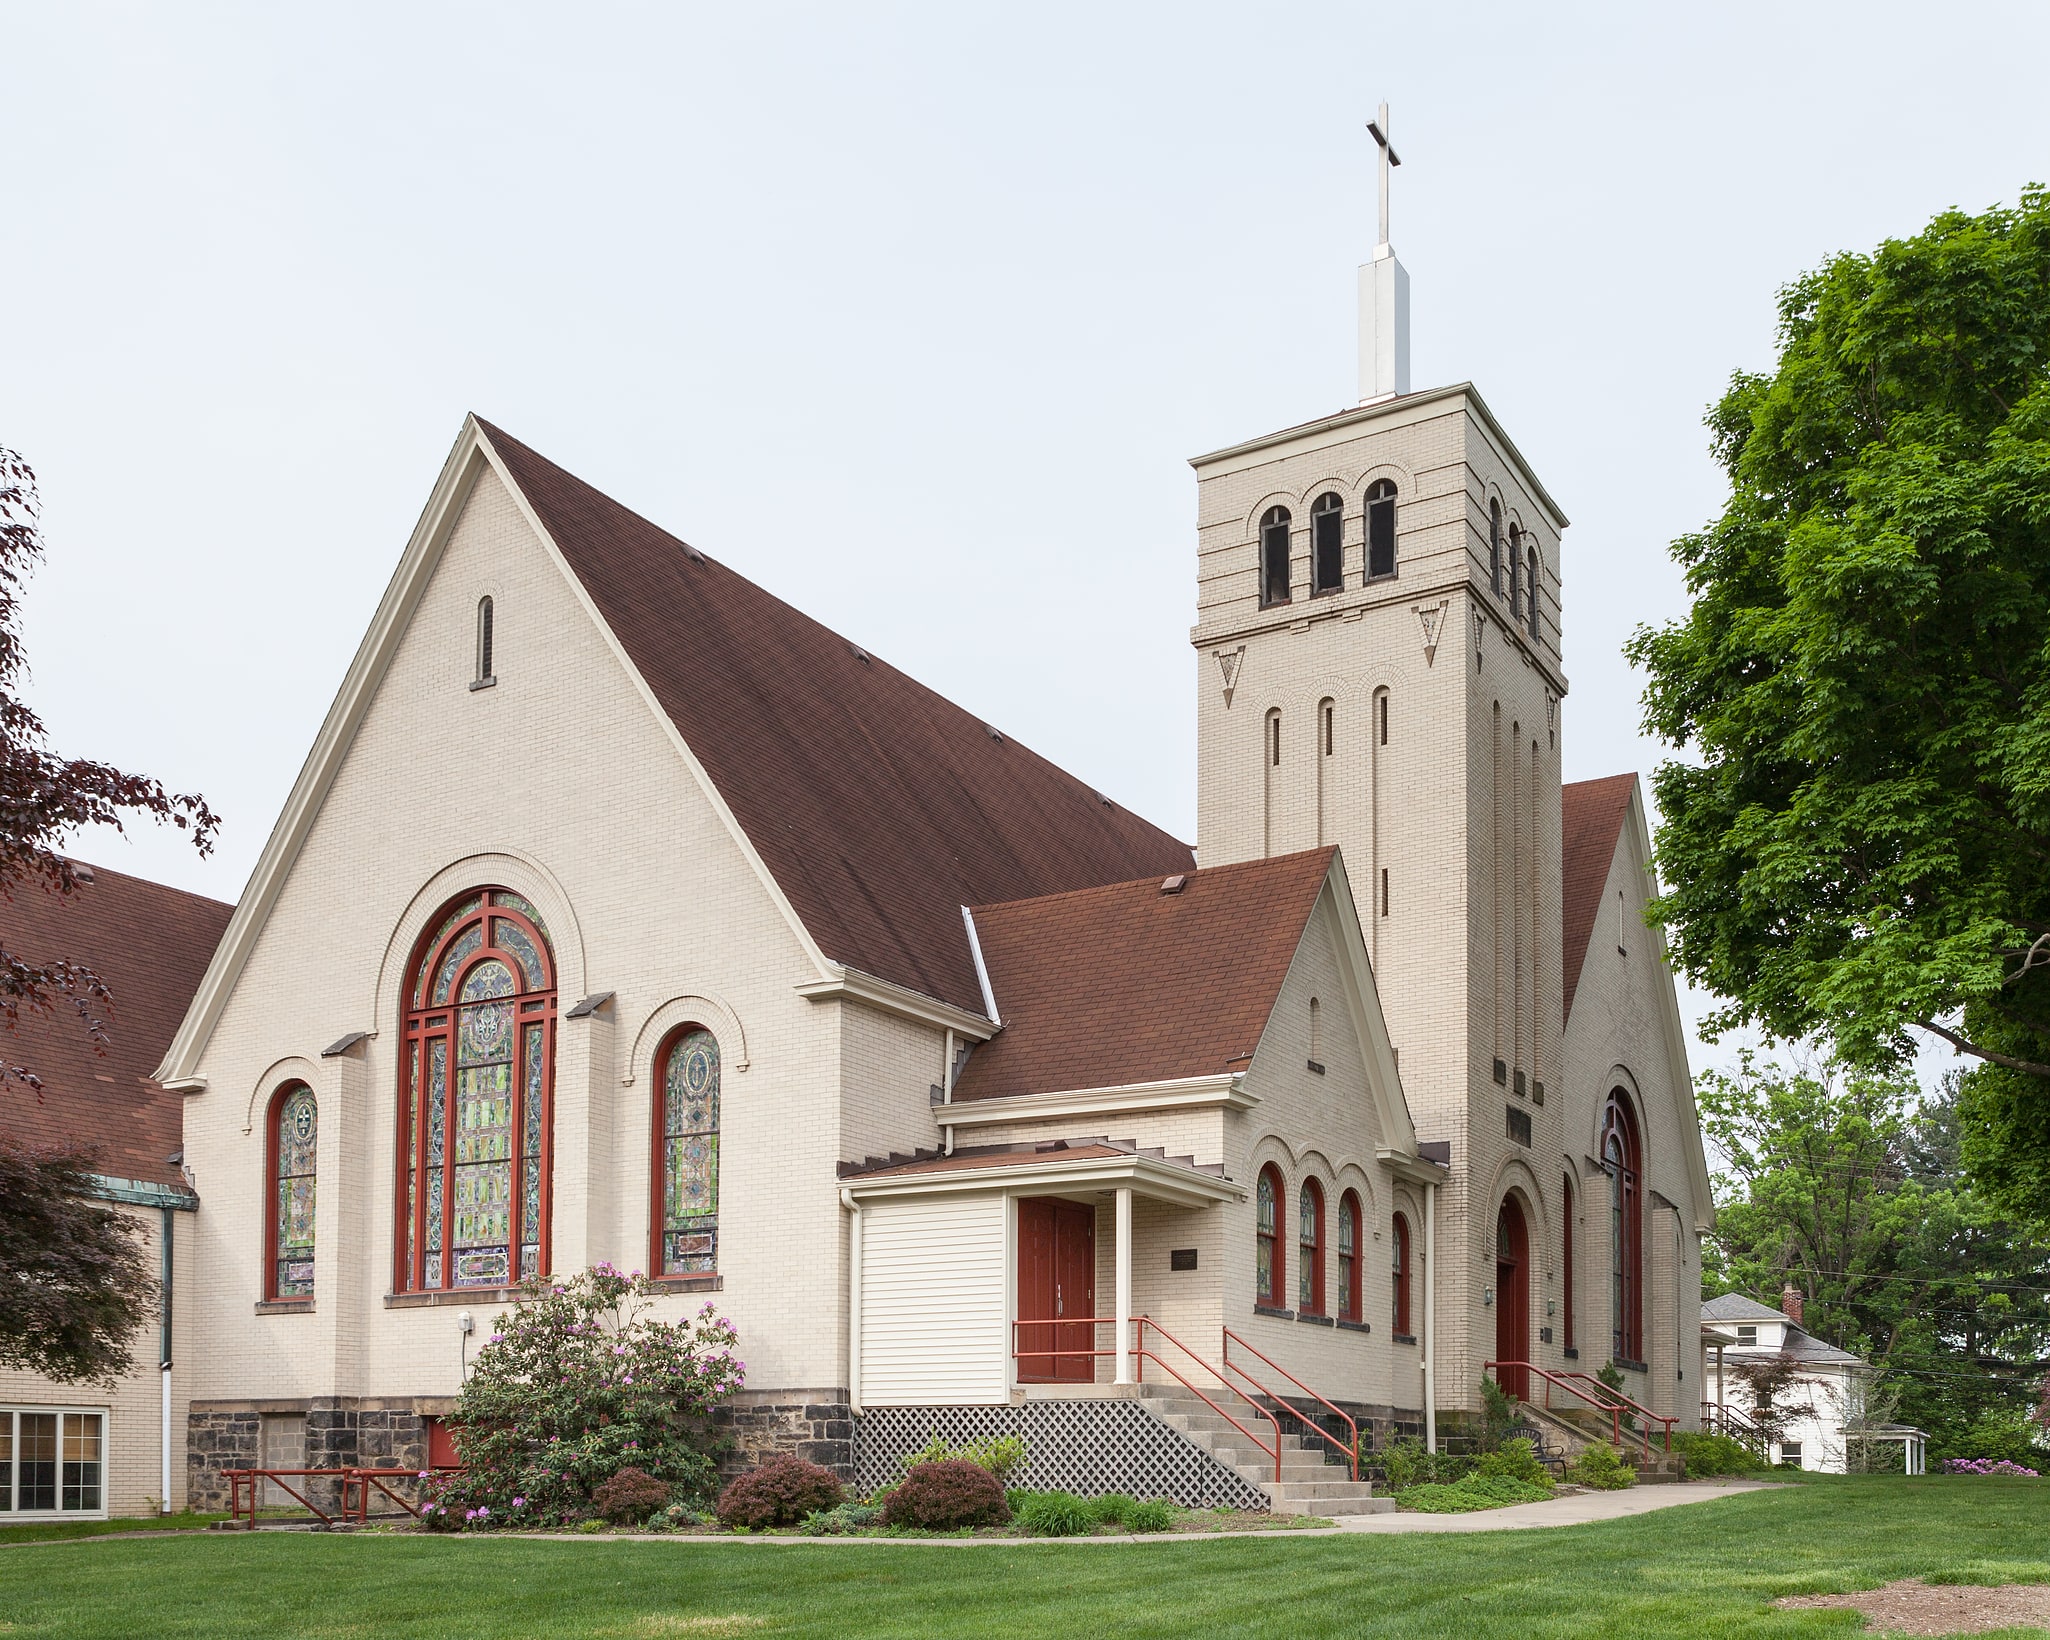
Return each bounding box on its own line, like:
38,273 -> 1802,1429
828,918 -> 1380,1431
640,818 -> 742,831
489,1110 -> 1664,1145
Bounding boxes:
1358,102 -> 1410,405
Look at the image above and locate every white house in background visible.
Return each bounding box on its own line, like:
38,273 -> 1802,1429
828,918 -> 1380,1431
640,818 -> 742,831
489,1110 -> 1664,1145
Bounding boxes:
1699,1292 -> 1926,1474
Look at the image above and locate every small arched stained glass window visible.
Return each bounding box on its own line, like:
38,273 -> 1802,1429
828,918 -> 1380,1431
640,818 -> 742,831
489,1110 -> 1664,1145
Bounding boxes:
271,1085 -> 317,1301
1337,1190 -> 1362,1321
1255,1165 -> 1281,1305
1526,545 -> 1541,639
1507,524 -> 1522,616
657,1029 -> 722,1276
1298,1179 -> 1325,1314
1489,499 -> 1504,596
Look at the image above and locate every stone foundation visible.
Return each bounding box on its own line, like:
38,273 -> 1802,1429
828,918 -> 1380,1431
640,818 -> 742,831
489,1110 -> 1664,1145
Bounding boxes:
187,1397 -> 446,1512
710,1389 -> 855,1482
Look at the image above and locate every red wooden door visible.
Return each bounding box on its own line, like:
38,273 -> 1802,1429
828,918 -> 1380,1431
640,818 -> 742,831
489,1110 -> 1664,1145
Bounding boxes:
1495,1198 -> 1530,1401
1017,1198 -> 1096,1383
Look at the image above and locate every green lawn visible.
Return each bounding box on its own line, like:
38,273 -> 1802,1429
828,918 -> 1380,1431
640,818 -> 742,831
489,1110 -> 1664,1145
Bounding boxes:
0,1479 -> 2044,1639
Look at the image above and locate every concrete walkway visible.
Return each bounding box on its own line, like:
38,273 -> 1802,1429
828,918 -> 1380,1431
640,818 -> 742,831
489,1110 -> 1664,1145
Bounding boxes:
1332,1479 -> 1779,1534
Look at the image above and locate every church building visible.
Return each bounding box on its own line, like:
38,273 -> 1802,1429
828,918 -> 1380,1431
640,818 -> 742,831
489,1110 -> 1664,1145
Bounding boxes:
3,122 -> 1710,1519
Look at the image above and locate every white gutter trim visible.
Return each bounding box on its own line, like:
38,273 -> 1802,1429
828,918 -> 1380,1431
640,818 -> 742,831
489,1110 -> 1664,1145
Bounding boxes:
961,906 -> 1000,1025
843,1152 -> 1244,1209
940,1074 -> 1255,1128
1423,1178 -> 1438,1455
839,1188 -> 863,1413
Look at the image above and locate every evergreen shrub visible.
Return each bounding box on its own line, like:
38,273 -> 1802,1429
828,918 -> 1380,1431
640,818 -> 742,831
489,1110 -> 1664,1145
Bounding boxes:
899,1433 -> 1027,1484
1670,1432 -> 1766,1478
1474,1437 -> 1552,1490
716,1455 -> 846,1529
1567,1442 -> 1635,1490
1380,1436 -> 1473,1491
879,1460 -> 1011,1530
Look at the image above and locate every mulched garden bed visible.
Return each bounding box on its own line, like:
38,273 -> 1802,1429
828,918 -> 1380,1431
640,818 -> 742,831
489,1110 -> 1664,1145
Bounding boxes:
1777,1578 -> 2050,1635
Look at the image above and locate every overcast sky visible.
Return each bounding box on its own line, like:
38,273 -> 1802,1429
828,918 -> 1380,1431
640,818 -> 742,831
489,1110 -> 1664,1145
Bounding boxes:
5,2 -> 2044,1078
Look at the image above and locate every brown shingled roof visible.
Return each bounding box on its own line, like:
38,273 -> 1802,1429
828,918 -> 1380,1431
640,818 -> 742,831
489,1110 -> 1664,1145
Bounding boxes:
477,420 -> 1195,1015
1,863 -> 233,1190
1561,773 -> 1638,1022
950,848 -> 1337,1102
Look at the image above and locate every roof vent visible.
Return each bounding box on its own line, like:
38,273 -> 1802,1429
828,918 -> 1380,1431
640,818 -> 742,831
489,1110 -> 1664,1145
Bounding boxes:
851,644 -> 871,664
1160,874 -> 1187,895
985,725 -> 1004,743
683,544 -> 705,564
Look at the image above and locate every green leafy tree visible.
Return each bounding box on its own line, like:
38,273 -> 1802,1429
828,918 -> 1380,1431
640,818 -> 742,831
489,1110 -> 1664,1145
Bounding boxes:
1701,1057 -> 2050,1456
1627,189 -> 2050,1217
426,1266 -> 745,1529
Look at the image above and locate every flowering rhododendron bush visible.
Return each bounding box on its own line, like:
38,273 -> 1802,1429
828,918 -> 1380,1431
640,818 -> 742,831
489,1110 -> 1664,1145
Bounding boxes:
1943,1457 -> 2041,1477
422,1265 -> 743,1528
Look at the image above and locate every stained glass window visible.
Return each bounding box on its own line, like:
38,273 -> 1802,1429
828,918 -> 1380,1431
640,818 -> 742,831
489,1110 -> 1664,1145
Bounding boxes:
270,1084 -> 316,1300
398,890 -> 554,1293
1337,1189 -> 1361,1322
1298,1180 -> 1324,1314
657,1029 -> 720,1276
1254,1165 -> 1280,1307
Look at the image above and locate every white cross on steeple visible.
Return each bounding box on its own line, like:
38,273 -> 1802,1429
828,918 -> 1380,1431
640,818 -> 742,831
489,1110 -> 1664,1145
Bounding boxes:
1367,101 -> 1401,252
1357,99 -> 1410,404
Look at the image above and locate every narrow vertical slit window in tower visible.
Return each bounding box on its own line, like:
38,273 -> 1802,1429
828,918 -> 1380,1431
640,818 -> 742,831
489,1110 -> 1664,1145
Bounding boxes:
1366,481 -> 1398,581
1311,493 -> 1344,594
1260,507 -> 1292,606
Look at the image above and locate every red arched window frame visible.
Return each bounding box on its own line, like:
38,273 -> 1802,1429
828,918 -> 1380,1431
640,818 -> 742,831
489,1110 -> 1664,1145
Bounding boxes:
1297,1178 -> 1325,1315
1604,1088 -> 1644,1364
1255,1164 -> 1283,1307
650,1025 -> 722,1278
265,1081 -> 317,1302
1337,1189 -> 1363,1321
1562,1171 -> 1577,1353
395,889 -> 557,1294
1392,1212 -> 1413,1338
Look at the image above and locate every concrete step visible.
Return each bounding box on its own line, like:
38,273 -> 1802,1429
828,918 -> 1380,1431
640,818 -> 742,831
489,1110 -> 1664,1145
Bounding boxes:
1260,1483 -> 1393,1517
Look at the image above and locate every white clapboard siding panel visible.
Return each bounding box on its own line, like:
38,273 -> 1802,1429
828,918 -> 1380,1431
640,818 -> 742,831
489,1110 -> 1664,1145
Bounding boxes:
861,1193 -> 1008,1405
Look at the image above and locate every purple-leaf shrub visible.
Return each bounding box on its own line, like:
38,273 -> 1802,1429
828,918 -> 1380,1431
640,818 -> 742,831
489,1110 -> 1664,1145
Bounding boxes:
424,1265 -> 743,1528
879,1459 -> 1011,1529
715,1454 -> 846,1529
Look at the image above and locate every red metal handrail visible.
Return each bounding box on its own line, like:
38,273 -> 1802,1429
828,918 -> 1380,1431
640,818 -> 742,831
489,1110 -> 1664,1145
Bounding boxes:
1483,1361 -> 1668,1459
1008,1316 -> 1286,1481
1556,1372 -> 1676,1454
1221,1327 -> 1360,1481
222,1465 -> 456,1529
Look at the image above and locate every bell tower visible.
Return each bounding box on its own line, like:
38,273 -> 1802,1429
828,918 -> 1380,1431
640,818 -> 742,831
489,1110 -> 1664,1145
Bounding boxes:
1188,106 -> 1572,1397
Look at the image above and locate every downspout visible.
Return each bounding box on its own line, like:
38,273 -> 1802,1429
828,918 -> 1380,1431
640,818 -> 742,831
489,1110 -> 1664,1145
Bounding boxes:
941,1027 -> 955,1156
159,1205 -> 174,1514
1422,1179 -> 1437,1455
840,1189 -> 863,1414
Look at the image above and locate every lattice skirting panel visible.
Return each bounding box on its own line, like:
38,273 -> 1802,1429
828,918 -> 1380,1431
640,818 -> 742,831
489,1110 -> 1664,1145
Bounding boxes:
855,1400 -> 1270,1509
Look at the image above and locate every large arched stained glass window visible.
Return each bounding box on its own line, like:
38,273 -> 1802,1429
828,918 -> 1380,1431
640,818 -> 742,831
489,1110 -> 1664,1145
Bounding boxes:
397,890 -> 556,1292
654,1028 -> 721,1276
268,1083 -> 317,1301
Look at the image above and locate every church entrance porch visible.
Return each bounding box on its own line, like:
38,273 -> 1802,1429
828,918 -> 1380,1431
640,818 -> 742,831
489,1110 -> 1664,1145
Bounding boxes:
1015,1197 -> 1096,1384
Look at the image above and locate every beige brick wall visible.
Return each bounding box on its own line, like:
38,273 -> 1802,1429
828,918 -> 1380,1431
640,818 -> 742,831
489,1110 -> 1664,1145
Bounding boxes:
178,465 -> 903,1416
1189,388 -> 1698,1417
0,1201 -> 192,1516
